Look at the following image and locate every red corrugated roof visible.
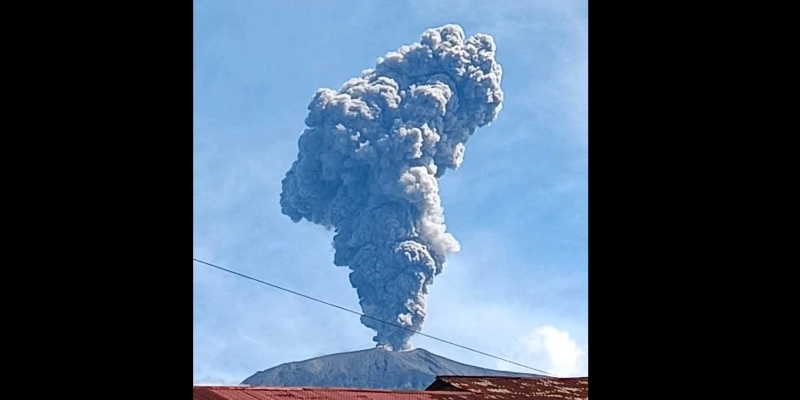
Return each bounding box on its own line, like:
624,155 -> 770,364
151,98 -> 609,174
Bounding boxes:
194,376 -> 588,400
193,386 -> 478,400
425,376 -> 588,400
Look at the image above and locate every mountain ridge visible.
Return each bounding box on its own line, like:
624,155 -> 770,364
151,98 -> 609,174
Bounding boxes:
241,347 -> 542,390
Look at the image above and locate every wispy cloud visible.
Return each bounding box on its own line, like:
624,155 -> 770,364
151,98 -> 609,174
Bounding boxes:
497,326 -> 588,377
193,376 -> 244,385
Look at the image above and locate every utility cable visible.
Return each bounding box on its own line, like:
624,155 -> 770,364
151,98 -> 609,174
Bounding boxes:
193,257 -> 555,376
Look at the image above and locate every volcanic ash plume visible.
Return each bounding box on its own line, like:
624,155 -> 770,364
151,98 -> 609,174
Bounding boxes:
279,25 -> 503,351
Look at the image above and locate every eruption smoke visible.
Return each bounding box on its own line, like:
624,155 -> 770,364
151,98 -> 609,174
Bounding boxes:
280,25 -> 503,351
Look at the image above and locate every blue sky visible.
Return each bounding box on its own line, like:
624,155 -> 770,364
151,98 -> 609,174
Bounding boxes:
194,0 -> 587,383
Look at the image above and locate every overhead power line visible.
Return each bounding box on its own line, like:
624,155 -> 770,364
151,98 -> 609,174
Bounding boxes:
193,257 -> 555,377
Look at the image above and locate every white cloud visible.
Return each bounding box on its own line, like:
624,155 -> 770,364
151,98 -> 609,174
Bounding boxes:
497,326 -> 587,377
193,376 -> 243,385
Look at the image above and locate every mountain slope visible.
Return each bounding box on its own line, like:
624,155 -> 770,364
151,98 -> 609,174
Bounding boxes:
241,347 -> 541,390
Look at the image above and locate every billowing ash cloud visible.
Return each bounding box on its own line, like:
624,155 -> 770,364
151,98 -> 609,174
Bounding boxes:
280,24 -> 503,351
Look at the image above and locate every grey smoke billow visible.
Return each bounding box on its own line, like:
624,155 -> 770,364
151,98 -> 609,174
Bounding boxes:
279,24 -> 503,351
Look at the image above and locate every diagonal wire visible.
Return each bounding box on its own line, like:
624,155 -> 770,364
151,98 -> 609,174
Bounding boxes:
193,257 -> 555,376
